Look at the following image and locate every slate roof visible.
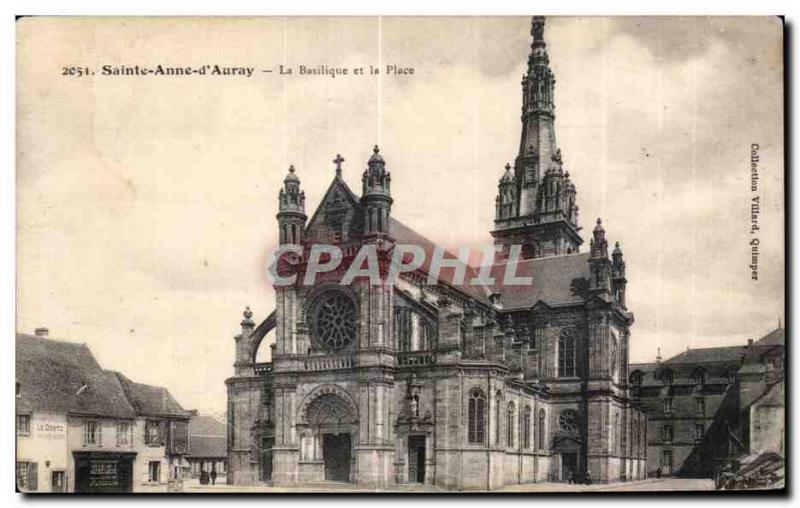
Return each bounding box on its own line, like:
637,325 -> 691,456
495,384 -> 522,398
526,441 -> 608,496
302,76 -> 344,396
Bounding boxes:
390,217 -> 492,304
663,346 -> 747,365
188,435 -> 227,458
190,414 -> 226,437
188,414 -> 227,458
755,327 -> 784,347
628,362 -> 660,387
487,253 -> 592,309
112,371 -> 189,418
16,333 -> 136,418
751,382 -> 784,408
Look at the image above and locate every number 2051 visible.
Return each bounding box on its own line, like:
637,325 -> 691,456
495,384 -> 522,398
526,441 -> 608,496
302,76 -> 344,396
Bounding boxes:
62,66 -> 92,77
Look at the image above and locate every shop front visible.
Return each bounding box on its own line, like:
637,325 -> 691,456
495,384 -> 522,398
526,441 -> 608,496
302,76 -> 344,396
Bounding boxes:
73,451 -> 136,493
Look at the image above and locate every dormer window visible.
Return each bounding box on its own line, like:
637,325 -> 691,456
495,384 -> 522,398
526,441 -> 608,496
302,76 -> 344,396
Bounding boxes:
692,367 -> 707,385
661,369 -> 674,386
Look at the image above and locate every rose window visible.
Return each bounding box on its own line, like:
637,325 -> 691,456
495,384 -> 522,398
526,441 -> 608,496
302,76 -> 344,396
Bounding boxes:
558,409 -> 578,433
311,291 -> 357,352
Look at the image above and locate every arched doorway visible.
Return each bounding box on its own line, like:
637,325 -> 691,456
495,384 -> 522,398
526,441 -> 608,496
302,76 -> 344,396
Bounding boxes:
300,390 -> 358,482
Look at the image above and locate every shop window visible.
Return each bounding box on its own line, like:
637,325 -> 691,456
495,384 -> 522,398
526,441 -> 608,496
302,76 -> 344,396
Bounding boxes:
16,461 -> 37,491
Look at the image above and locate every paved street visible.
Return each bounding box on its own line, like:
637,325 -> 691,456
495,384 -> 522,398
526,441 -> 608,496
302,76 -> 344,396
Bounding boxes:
182,477 -> 716,493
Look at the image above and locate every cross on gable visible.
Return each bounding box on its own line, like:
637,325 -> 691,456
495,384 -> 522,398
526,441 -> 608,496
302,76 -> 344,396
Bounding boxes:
333,154 -> 345,176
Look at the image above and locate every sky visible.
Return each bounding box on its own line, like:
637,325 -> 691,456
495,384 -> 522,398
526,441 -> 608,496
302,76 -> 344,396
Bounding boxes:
16,16 -> 784,414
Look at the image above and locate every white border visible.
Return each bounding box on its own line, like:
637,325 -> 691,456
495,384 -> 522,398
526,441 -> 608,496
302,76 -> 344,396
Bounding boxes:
3,2 -> 796,507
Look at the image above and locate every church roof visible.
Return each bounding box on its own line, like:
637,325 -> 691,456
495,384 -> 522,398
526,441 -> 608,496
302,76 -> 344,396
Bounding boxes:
16,333 -> 136,418
488,253 -> 592,309
389,217 -> 493,304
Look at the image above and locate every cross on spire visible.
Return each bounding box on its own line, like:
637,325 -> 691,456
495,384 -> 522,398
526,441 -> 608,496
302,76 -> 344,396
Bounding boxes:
333,154 -> 345,177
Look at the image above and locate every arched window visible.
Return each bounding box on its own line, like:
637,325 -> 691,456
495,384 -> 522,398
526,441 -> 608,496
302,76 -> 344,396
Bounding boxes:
506,403 -> 516,448
629,370 -> 643,387
495,391 -> 503,445
537,409 -> 546,449
558,328 -> 577,377
523,406 -> 532,449
467,389 -> 486,444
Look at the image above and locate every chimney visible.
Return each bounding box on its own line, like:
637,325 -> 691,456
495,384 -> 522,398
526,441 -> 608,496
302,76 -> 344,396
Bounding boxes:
656,347 -> 662,364
34,327 -> 49,337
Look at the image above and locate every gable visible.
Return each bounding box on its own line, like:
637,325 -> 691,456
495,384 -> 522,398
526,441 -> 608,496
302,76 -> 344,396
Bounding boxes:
305,176 -> 363,245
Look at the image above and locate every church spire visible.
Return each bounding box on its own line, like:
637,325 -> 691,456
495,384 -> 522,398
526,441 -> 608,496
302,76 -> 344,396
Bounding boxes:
517,15 -> 557,215
490,16 -> 583,260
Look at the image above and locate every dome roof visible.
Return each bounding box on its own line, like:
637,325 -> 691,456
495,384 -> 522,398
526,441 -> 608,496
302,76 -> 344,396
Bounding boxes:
368,145 -> 384,164
284,165 -> 300,184
499,163 -> 515,183
593,218 -> 605,233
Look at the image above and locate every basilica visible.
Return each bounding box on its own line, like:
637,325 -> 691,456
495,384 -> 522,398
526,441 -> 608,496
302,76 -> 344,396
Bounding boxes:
226,17 -> 646,490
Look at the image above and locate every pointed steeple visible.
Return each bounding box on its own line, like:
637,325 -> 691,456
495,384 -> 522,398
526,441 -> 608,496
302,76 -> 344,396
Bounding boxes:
490,16 -> 582,259
517,15 -> 558,213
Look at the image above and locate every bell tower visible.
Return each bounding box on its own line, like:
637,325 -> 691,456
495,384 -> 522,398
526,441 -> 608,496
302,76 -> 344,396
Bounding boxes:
361,145 -> 393,239
277,165 -> 306,245
491,16 -> 582,259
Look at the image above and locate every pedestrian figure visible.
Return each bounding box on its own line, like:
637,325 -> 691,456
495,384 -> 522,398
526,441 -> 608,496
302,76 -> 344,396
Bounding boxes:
656,467 -> 662,479
211,469 -> 218,485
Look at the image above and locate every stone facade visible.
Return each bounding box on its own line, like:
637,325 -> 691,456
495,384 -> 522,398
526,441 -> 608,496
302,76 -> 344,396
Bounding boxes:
226,17 -> 646,490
